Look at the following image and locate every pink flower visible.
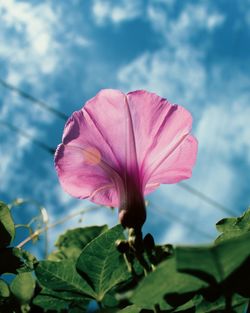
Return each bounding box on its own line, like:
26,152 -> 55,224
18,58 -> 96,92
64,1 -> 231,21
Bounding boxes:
55,90 -> 197,230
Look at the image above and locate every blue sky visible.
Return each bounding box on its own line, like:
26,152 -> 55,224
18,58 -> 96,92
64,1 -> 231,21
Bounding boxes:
0,0 -> 250,255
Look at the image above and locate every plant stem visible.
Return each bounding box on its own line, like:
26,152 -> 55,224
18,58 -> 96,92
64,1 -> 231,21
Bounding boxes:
154,304 -> 161,312
16,205 -> 100,249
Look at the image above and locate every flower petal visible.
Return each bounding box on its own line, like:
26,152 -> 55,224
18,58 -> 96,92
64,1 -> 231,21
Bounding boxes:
55,143 -> 119,207
55,89 -> 139,207
126,90 -> 196,190
145,135 -> 198,191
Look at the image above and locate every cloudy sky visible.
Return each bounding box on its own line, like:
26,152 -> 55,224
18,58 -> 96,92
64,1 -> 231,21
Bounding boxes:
0,0 -> 250,255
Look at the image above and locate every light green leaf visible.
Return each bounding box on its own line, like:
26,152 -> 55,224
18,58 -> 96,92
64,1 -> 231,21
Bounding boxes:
216,208 -> 250,243
131,257 -> 207,310
35,260 -> 95,298
119,305 -> 141,312
76,225 -> 130,301
176,231 -> 250,283
49,225 -> 108,261
0,201 -> 15,248
10,272 -> 35,303
0,279 -> 10,298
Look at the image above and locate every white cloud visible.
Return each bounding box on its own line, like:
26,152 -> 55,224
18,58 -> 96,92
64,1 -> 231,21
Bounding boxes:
196,99 -> 250,164
71,35 -> 91,47
118,48 -> 206,107
92,0 -> 142,25
0,1 -> 93,256
0,0 -> 59,77
147,2 -> 225,45
206,12 -> 225,30
0,0 -> 91,84
118,2 -> 226,108
0,0 -> 88,195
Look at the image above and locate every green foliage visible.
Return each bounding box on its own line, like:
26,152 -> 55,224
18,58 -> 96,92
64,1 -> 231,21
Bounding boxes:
176,231 -> 250,283
0,201 -> 15,248
10,272 -> 35,303
0,279 -> 10,298
35,260 -> 94,297
33,288 -> 89,312
0,201 -> 37,313
215,207 -> 250,243
131,257 -> 207,310
0,199 -> 250,312
76,225 -> 130,301
48,225 -> 108,261
195,294 -> 248,313
119,305 -> 142,312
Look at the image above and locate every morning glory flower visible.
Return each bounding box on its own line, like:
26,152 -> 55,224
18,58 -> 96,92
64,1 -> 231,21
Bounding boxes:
55,90 -> 197,230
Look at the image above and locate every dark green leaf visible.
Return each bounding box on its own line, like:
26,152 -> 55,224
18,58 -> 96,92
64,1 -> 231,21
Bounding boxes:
223,256 -> 250,298
171,298 -> 197,312
102,291 -> 119,308
0,201 -> 15,248
33,288 -> 89,312
33,293 -> 69,312
76,225 -> 130,301
216,208 -> 250,243
10,272 -> 35,303
35,260 -> 94,298
0,279 -> 10,298
176,232 -> 250,283
49,225 -> 108,261
196,294 -> 248,313
131,257 -> 207,310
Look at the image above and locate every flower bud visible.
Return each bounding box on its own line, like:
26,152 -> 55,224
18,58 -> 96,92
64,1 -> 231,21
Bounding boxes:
116,240 -> 129,253
143,233 -> 155,250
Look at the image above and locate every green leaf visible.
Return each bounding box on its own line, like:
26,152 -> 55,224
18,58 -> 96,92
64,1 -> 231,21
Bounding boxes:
216,208 -> 250,243
0,201 -> 15,248
33,288 -> 89,312
33,293 -> 69,312
171,298 -> 198,312
35,260 -> 95,298
13,249 -> 37,272
119,305 -> 142,312
48,225 -> 108,261
176,231 -> 250,284
0,279 -> 10,298
195,294 -> 248,313
102,291 -> 119,308
10,272 -> 35,303
131,257 -> 207,310
76,225 -> 130,301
